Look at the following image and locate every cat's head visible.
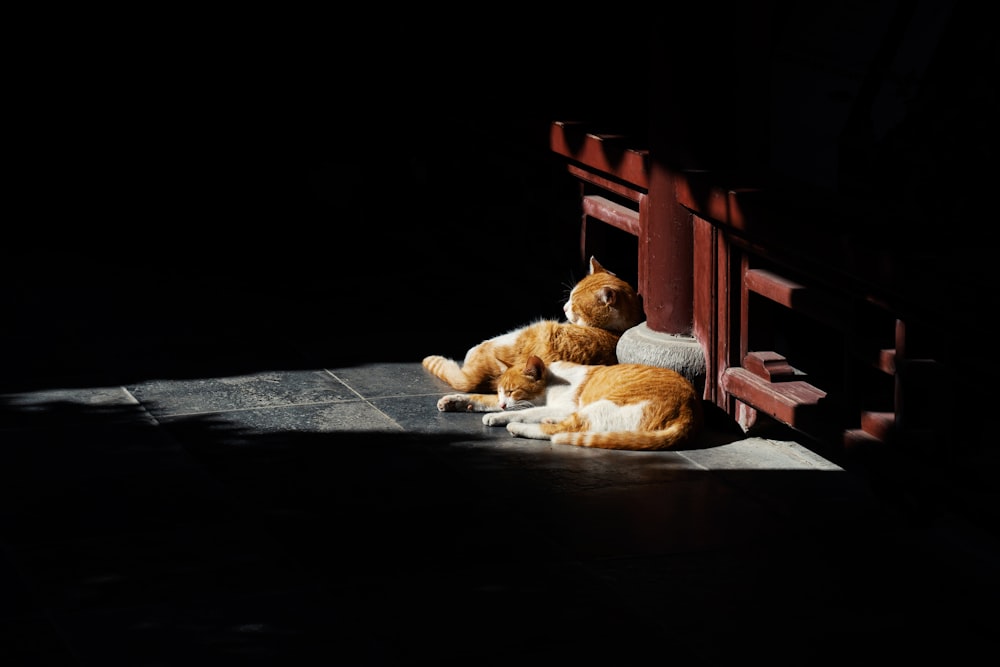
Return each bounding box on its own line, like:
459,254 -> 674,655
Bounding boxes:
563,256 -> 643,334
495,355 -> 548,410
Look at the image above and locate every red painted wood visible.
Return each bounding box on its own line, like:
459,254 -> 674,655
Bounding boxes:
692,215 -> 715,401
550,122 -> 649,190
582,195 -> 640,235
742,351 -> 803,382
739,255 -> 751,375
878,348 -> 896,374
550,119 -> 695,336
717,218 -> 738,412
721,367 -> 828,429
744,268 -> 853,332
743,268 -> 802,306
843,428 -> 882,450
860,411 -> 895,440
566,165 -> 643,203
637,193 -> 649,296
642,163 -> 694,335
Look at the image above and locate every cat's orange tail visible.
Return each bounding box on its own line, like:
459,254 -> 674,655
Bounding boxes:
422,355 -> 479,392
550,421 -> 698,451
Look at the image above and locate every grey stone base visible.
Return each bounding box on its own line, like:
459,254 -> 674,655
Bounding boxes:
616,322 -> 707,391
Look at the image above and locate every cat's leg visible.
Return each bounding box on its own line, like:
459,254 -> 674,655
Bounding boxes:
437,393 -> 501,413
483,406 -> 570,427
505,422 -> 550,440
423,345 -> 501,393
423,356 -> 472,391
536,413 -> 590,437
504,409 -> 580,439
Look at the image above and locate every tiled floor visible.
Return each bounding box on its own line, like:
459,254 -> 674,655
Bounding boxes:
3,354 -> 999,665
5,91 -> 1000,663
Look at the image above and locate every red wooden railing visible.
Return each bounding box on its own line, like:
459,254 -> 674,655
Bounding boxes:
550,119 -> 957,460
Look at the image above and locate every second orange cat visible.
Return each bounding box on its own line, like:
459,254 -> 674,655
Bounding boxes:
438,355 -> 703,451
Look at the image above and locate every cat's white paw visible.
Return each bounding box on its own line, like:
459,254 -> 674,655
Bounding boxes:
483,412 -> 510,427
507,422 -> 547,439
437,394 -> 472,412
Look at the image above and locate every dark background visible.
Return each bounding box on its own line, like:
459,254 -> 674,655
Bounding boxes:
5,2 -> 996,390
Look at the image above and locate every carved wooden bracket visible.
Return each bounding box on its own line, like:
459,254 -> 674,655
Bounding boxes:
742,351 -> 805,382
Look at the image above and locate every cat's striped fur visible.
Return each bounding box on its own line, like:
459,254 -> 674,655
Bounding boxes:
439,355 -> 702,451
422,257 -> 642,393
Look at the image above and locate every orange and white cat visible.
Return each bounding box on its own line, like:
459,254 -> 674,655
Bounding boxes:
422,257 -> 643,393
437,355 -> 702,451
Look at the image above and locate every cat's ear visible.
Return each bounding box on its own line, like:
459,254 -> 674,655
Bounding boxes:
589,256 -> 617,277
524,355 -> 546,380
598,285 -> 618,306
495,357 -> 511,373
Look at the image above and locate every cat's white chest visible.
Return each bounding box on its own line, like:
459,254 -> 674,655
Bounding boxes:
543,383 -> 576,408
544,362 -> 589,408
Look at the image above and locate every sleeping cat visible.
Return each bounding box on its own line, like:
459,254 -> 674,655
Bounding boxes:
422,257 -> 643,393
438,354 -> 702,451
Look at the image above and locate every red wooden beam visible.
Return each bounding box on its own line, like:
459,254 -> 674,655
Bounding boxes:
550,121 -> 649,190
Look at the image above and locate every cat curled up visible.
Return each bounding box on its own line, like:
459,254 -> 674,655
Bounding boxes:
422,257 -> 643,393
437,355 -> 703,451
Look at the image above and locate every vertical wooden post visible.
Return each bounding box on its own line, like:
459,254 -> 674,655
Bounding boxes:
641,5 -> 771,337
641,160 -> 694,334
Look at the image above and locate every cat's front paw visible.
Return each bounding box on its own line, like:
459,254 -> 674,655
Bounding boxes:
437,394 -> 472,412
507,422 -> 546,439
483,412 -> 511,427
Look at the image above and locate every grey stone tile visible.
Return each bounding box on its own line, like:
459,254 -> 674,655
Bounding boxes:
327,361 -> 449,398
5,358 -> 998,665
682,437 -> 889,525
0,385 -> 137,409
682,436 -> 845,471
0,386 -> 153,428
126,370 -> 357,418
156,400 -> 404,437
370,394 -> 498,436
432,439 -> 706,495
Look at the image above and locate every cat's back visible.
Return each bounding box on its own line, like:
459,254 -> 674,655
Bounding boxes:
579,363 -> 699,405
544,360 -> 703,450
519,320 -> 621,365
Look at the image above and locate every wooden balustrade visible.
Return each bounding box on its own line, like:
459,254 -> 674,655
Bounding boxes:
550,120 -> 956,459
